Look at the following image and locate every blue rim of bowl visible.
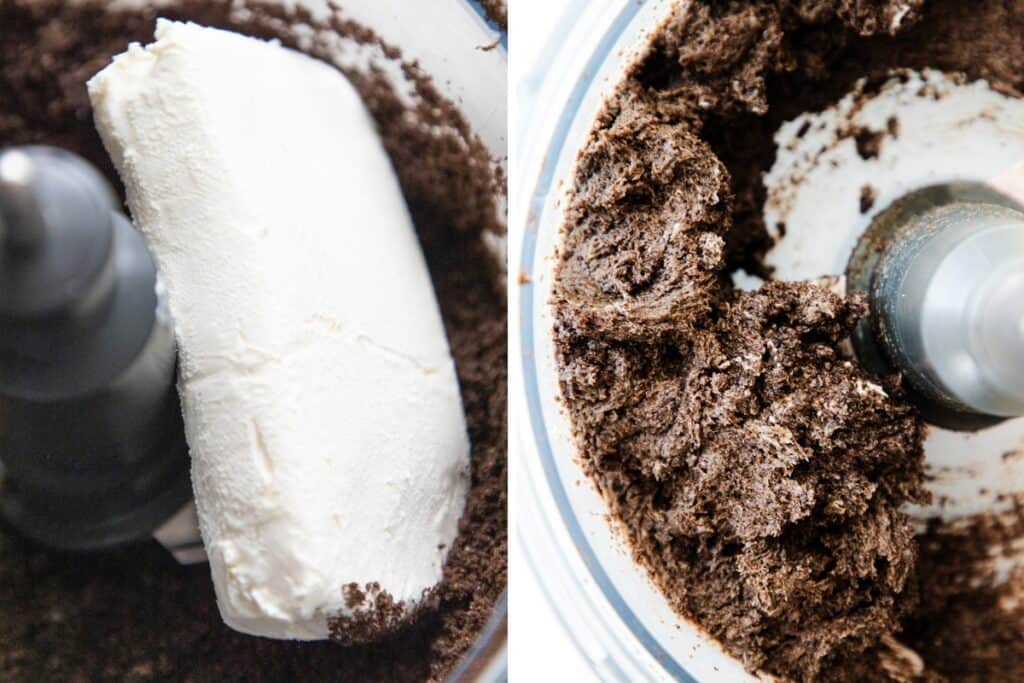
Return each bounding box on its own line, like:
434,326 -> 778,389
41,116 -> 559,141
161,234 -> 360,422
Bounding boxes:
517,2 -> 698,681
465,0 -> 509,50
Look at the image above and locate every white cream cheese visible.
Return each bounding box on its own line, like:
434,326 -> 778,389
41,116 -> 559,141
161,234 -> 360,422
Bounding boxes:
88,19 -> 470,640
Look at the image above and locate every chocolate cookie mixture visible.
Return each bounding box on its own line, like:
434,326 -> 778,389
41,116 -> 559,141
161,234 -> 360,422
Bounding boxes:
553,1 -> 1024,680
0,2 -> 506,681
903,499 -> 1024,682
478,0 -> 507,31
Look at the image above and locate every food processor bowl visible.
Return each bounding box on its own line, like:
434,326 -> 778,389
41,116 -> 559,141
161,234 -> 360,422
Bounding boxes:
513,1 -> 756,680
14,0 -> 508,678
514,2 -> 1024,681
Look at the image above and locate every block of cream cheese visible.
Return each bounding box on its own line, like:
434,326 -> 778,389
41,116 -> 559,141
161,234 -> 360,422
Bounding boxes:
88,20 -> 470,641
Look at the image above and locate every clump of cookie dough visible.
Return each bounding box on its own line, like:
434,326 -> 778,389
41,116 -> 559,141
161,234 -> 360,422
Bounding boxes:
556,275 -> 927,678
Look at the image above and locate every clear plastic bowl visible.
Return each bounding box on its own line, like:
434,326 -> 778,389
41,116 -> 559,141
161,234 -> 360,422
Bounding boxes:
86,1 -> 508,679
513,2 -> 757,680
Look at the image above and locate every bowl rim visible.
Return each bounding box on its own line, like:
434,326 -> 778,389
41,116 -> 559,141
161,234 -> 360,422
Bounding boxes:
513,1 -> 703,680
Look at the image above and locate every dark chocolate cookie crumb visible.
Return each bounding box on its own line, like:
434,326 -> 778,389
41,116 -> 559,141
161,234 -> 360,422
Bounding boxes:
860,184 -> 877,213
478,0 -> 507,31
853,126 -> 885,159
0,2 -> 506,681
331,583 -> 438,647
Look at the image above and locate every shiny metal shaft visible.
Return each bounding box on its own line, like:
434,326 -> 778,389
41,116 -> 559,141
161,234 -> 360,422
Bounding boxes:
0,149 -> 47,252
0,145 -> 193,553
849,184 -> 1024,425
